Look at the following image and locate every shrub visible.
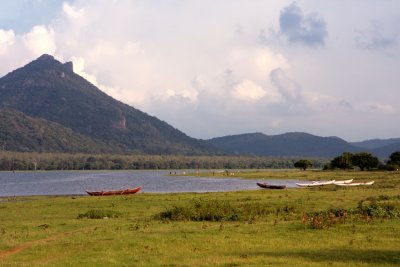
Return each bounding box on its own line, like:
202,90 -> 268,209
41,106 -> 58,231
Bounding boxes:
357,199 -> 400,218
157,198 -> 276,222
303,196 -> 400,229
78,209 -> 121,219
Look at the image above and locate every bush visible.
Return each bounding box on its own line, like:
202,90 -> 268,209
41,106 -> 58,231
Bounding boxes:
77,209 -> 121,219
302,208 -> 349,229
157,198 -> 276,222
302,196 -> 400,229
357,199 -> 400,218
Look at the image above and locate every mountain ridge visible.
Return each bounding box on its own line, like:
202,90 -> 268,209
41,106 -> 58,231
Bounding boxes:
209,132 -> 363,158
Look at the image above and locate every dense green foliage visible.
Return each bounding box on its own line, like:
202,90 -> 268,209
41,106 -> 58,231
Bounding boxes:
0,151 -> 327,170
386,151 -> 400,170
157,198 -> 283,221
77,209 -> 121,219
0,54 -> 217,155
303,195 -> 400,229
327,152 -> 380,171
0,109 -> 121,154
294,159 -> 313,170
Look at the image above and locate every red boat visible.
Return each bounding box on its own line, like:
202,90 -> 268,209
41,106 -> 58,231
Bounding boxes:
86,186 -> 142,196
257,183 -> 286,189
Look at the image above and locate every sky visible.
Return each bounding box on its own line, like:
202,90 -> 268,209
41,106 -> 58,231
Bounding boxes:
0,0 -> 399,141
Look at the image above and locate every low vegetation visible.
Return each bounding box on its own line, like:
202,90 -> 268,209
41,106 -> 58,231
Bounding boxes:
0,151 -> 327,171
0,170 -> 399,266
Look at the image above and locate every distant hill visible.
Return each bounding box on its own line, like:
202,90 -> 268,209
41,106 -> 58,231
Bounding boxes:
351,138 -> 400,150
371,143 -> 400,159
0,54 -> 218,155
0,109 -> 121,153
208,132 -> 364,158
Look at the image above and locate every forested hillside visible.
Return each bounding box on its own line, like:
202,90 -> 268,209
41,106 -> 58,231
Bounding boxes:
0,54 -> 218,155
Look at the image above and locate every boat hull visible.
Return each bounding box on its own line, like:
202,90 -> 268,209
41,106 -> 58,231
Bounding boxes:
86,186 -> 141,196
257,183 -> 286,189
335,181 -> 374,186
333,179 -> 353,185
296,180 -> 335,187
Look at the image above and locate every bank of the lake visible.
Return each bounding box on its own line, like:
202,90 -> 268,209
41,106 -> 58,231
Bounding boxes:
0,170 -> 399,266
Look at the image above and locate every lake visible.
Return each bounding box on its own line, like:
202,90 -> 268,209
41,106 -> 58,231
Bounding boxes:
0,170 -> 301,197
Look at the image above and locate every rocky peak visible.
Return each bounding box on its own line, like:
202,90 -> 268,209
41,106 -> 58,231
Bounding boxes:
22,54 -> 73,73
63,61 -> 73,72
37,54 -> 55,61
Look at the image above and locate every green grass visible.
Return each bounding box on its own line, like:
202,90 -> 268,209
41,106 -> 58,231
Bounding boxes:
0,170 -> 399,266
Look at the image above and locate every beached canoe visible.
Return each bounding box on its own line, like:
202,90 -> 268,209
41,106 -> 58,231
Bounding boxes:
296,180 -> 335,187
333,179 -> 353,184
257,182 -> 286,189
86,186 -> 142,196
335,181 -> 374,186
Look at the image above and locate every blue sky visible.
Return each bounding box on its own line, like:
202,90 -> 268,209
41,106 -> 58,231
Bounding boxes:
0,0 -> 399,141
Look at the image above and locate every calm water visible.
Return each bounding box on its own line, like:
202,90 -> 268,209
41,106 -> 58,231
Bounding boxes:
0,170 -> 300,197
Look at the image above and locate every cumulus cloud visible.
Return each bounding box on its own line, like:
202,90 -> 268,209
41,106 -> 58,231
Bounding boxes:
22,25 -> 56,56
231,80 -> 266,101
0,25 -> 57,75
279,2 -> 327,46
0,29 -> 15,55
62,2 -> 84,19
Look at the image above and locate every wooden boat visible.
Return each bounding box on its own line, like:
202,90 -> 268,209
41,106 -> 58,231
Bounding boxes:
86,186 -> 141,196
335,181 -> 374,186
257,182 -> 286,189
296,180 -> 335,187
333,179 -> 353,185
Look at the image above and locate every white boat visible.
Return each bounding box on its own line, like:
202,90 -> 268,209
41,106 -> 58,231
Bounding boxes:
296,180 -> 335,187
335,181 -> 375,186
333,179 -> 353,185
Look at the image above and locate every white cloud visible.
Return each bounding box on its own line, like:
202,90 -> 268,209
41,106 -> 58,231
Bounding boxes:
0,29 -> 15,55
71,56 -> 99,86
232,80 -> 266,101
62,2 -> 84,19
22,25 -> 56,56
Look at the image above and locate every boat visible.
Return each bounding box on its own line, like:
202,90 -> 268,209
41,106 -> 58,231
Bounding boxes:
257,182 -> 286,189
333,179 -> 353,185
86,186 -> 142,196
296,180 -> 335,187
335,181 -> 374,186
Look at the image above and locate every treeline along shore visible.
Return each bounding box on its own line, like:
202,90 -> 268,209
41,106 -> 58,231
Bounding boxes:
0,152 -> 327,171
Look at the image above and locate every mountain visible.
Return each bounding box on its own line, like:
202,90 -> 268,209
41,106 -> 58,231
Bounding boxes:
0,54 -> 217,155
371,143 -> 400,159
0,109 -> 122,153
351,138 -> 400,150
208,132 -> 364,158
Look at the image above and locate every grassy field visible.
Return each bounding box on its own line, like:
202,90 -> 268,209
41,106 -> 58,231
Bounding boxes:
0,170 -> 399,266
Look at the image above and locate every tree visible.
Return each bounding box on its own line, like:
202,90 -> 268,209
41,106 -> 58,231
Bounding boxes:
294,159 -> 312,170
386,151 -> 400,170
388,151 -> 400,164
351,152 -> 379,171
330,152 -> 353,170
